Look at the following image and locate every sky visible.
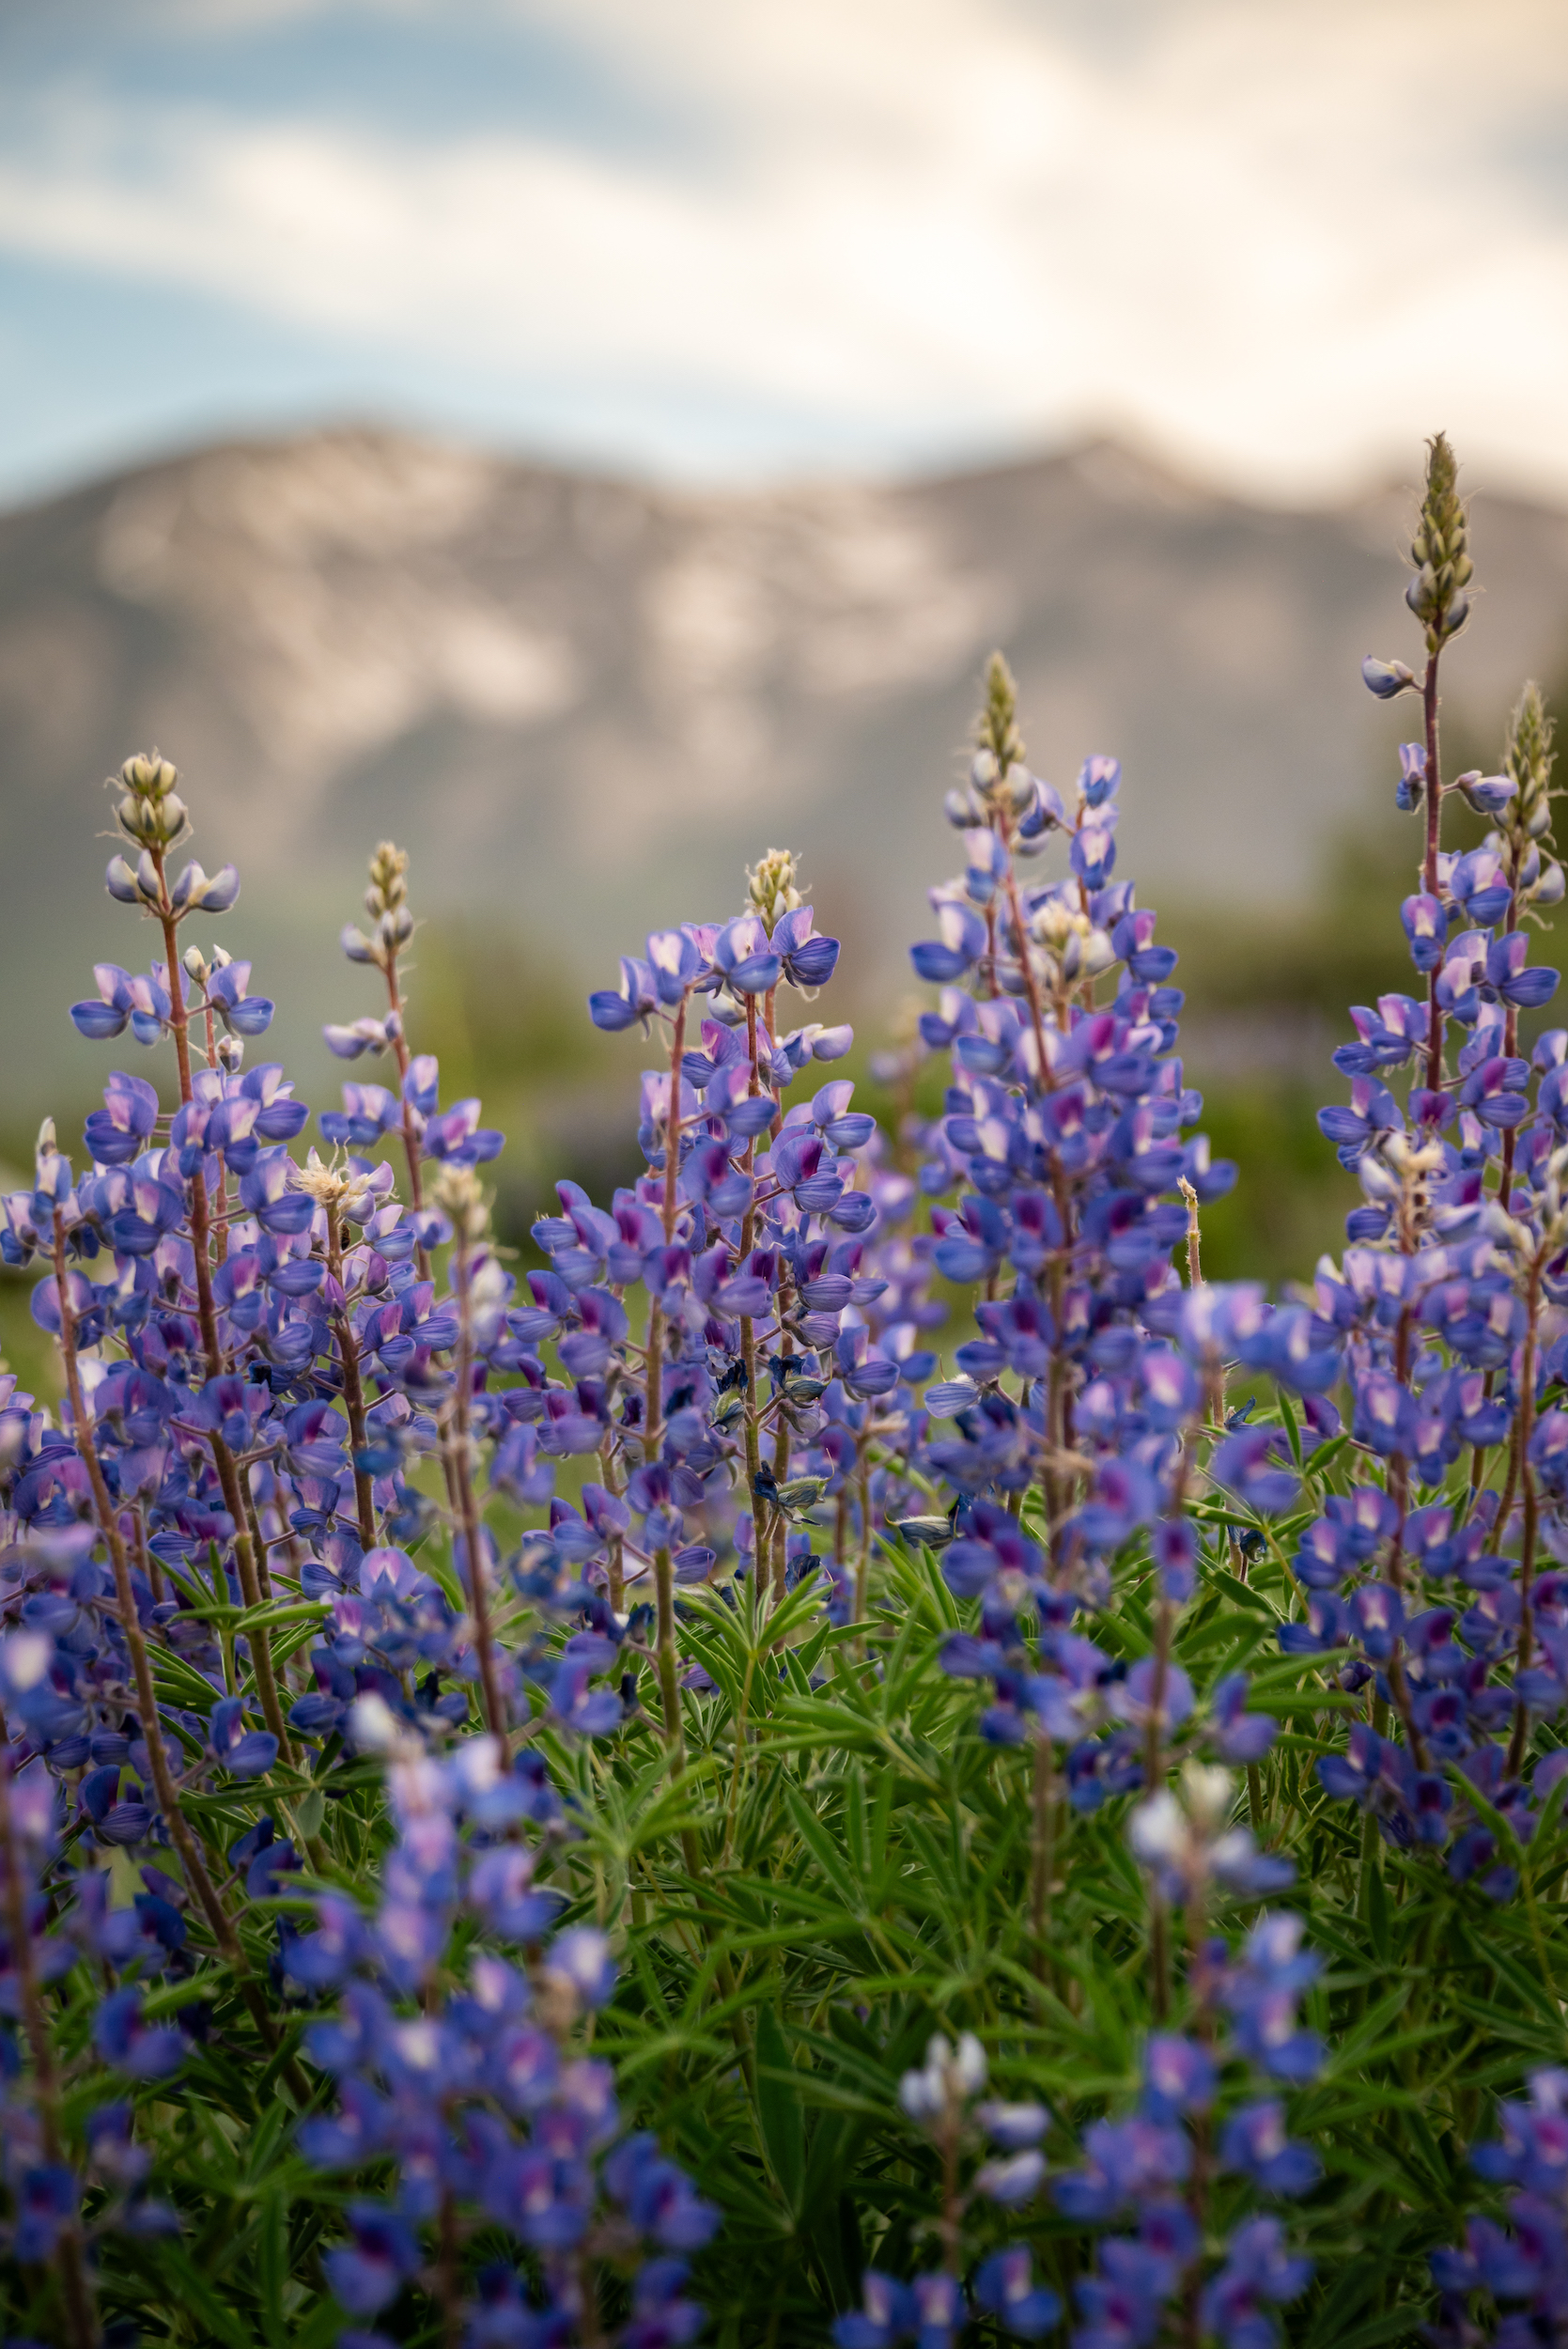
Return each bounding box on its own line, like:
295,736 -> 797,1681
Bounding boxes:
0,0 -> 1565,508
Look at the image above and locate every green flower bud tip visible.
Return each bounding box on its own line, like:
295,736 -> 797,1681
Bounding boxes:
365,839 -> 411,921
979,649 -> 1024,773
1407,432 -> 1471,650
118,749 -> 179,801
746,846 -> 802,935
1505,681 -> 1556,815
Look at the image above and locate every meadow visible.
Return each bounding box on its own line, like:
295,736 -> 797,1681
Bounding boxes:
3,435 -> 1567,2349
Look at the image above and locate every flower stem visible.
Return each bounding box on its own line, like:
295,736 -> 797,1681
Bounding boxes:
325,1203 -> 378,1550
153,882 -> 293,1765
1509,1251 -> 1546,1774
1422,646 -> 1446,1092
739,992 -> 770,1579
380,940 -> 428,1235
435,2186 -> 463,2349
0,1757 -> 97,2349
450,1220 -> 505,1744
50,1237 -> 301,2081
1030,1731 -> 1056,1991
1144,1593 -> 1174,2021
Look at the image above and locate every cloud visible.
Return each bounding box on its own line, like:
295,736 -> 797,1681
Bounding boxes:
0,0 -> 1566,494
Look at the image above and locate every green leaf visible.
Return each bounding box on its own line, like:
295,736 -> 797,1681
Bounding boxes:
121,2240 -> 256,2349
753,2004 -> 807,2217
1366,1857 -> 1391,1967
781,1784 -> 870,1920
256,2193 -> 288,2349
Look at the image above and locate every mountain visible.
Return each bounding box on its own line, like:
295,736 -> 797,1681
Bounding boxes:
4,424 -> 1568,1124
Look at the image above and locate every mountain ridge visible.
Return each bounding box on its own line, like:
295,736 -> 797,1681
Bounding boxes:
5,422 -> 1568,1119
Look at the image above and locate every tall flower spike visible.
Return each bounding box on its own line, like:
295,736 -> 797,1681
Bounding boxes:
341,839 -> 415,971
1495,681 -> 1563,914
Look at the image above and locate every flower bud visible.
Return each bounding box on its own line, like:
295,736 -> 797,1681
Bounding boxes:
954,2030 -> 987,2095
1457,770 -> 1515,817
1128,1790 -> 1185,1867
323,1017 -> 390,1059
1003,762 -> 1034,817
1396,740 -> 1426,813
1180,1760 -> 1234,1834
431,1160 -> 489,1242
1361,656 -> 1417,699
341,923 -> 380,966
365,839 -> 410,919
1358,1155 -> 1400,1204
119,751 -> 179,801
1408,432 -> 1470,648
170,860 -> 211,911
348,1692 -> 402,1755
745,846 -> 802,934
977,650 -> 1024,777
1501,683 -> 1557,851
194,863 -> 241,912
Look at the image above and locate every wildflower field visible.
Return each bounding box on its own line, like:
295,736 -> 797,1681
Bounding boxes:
5,434 -> 1568,2349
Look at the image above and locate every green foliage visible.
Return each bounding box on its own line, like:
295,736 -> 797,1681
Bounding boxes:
24,1498 -> 1557,2345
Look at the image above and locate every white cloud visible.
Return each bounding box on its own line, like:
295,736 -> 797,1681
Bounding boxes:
1,0 -> 1566,494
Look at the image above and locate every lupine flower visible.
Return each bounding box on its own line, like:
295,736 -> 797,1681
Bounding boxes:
972,2246 -> 1061,2339
16,490 -> 1568,2349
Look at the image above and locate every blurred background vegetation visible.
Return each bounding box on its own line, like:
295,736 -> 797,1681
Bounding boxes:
3,657 -> 1561,1409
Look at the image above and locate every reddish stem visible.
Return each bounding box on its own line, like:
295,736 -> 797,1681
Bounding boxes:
1422,647 -> 1446,1092
326,1203 -> 378,1550
153,879 -> 293,1763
